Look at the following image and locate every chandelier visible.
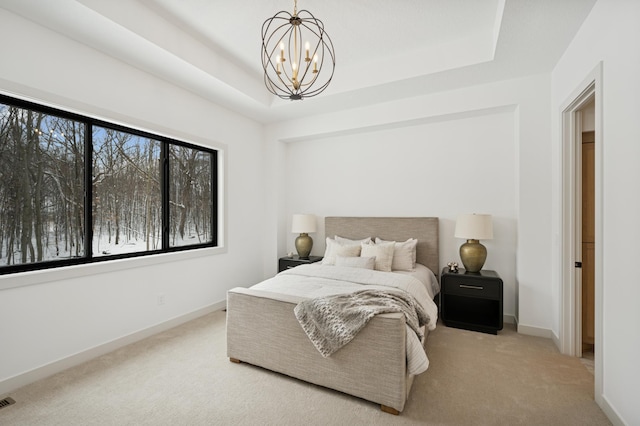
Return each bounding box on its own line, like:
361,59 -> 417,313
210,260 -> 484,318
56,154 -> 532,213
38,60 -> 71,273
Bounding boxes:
261,0 -> 335,100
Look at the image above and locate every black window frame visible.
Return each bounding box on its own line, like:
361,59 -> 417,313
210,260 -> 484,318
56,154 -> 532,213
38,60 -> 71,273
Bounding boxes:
0,94 -> 218,275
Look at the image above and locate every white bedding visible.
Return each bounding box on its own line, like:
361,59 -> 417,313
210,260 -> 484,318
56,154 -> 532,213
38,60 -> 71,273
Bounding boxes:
251,263 -> 439,375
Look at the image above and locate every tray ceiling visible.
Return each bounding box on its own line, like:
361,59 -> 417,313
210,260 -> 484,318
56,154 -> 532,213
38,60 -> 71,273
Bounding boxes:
1,0 -> 596,123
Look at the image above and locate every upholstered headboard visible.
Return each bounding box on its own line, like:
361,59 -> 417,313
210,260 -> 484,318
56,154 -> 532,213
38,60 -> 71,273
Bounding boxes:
325,217 -> 440,278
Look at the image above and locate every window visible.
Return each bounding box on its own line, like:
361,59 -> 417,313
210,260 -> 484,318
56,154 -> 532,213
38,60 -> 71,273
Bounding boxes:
0,94 -> 218,274
168,145 -> 214,248
0,103 -> 86,266
92,126 -> 162,257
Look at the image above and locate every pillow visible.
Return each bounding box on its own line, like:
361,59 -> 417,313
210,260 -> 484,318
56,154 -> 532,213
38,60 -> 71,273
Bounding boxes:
322,238 -> 362,265
360,240 -> 395,272
376,237 -> 418,271
335,256 -> 375,270
335,235 -> 372,245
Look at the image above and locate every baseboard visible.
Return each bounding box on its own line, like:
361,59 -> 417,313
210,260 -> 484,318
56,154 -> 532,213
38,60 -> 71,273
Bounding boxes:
551,330 -> 561,351
0,300 -> 225,397
517,323 -> 553,339
503,314 -> 516,325
597,394 -> 626,426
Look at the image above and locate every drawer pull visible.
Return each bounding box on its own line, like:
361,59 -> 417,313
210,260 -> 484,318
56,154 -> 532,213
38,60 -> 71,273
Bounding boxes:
459,284 -> 484,290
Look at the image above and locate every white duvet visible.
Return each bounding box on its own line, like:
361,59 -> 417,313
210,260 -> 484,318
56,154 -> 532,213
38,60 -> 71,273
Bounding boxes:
251,263 -> 439,375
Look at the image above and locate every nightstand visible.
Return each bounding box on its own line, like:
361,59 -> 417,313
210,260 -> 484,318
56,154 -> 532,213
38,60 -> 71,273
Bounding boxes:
278,255 -> 323,273
440,267 -> 503,335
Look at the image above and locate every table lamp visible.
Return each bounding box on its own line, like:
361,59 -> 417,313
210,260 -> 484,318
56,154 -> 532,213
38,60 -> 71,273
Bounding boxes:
292,214 -> 317,259
454,213 -> 493,273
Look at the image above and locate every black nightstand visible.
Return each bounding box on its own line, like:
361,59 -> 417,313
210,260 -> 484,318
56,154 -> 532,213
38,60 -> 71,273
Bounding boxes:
440,267 -> 503,335
278,255 -> 323,273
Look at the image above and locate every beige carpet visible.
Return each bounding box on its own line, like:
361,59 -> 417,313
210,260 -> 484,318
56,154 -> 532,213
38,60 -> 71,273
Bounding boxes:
0,310 -> 611,425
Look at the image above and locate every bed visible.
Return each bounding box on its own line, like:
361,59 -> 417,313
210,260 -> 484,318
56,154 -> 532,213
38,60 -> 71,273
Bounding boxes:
226,217 -> 439,414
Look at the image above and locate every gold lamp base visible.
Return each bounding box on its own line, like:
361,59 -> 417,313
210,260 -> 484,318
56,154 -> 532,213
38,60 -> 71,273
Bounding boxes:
459,239 -> 487,273
295,233 -> 313,259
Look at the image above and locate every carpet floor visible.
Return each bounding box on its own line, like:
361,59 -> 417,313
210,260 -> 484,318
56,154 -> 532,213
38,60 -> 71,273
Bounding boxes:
0,310 -> 611,425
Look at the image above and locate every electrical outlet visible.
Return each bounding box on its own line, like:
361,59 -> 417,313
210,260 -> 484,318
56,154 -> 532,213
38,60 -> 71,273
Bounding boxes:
157,294 -> 165,306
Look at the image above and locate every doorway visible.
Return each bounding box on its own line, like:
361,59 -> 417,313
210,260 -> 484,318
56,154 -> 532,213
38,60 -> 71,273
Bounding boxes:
560,62 -> 603,403
579,101 -> 595,362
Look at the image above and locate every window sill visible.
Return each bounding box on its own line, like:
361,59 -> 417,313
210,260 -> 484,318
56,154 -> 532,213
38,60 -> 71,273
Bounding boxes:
0,246 -> 226,291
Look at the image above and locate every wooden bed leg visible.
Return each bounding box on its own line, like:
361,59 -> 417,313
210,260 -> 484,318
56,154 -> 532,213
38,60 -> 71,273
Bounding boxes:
380,405 -> 400,415
229,357 -> 241,363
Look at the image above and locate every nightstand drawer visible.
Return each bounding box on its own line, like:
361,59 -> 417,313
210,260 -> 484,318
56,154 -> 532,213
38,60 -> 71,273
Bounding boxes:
444,279 -> 500,299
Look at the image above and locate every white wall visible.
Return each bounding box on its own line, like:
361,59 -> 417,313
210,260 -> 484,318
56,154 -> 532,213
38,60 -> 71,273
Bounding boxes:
0,9 -> 266,393
285,112 -> 518,310
551,0 -> 640,423
266,73 -> 553,329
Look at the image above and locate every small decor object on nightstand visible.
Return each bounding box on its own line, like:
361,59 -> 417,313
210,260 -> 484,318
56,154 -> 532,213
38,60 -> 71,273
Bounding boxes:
292,214 -> 317,259
454,213 -> 493,273
447,262 -> 459,273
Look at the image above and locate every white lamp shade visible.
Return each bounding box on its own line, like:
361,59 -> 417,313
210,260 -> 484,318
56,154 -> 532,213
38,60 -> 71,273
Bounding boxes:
454,214 -> 493,240
292,214 -> 317,233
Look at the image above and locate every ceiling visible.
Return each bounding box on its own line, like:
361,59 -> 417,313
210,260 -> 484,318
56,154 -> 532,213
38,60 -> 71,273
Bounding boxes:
2,0 -> 596,123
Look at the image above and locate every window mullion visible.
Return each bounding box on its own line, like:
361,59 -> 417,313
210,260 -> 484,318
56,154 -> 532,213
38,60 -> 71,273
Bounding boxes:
211,150 -> 218,247
162,142 -> 170,250
86,122 -> 93,259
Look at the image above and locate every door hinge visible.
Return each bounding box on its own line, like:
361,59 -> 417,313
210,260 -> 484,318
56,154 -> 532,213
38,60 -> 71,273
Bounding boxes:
575,261 -> 582,268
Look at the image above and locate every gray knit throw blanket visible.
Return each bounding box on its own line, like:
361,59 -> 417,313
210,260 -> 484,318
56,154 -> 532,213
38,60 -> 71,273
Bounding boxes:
294,289 -> 428,357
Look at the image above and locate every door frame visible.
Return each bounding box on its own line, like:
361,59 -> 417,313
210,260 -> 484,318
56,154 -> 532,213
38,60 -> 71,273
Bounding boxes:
559,62 -> 603,402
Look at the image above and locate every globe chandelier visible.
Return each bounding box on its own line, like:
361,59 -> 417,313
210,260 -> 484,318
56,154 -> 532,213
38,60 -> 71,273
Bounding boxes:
261,0 -> 336,100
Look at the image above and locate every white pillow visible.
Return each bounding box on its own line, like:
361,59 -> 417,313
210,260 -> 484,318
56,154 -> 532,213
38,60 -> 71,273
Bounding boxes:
322,238 -> 362,265
376,237 -> 418,271
335,235 -> 372,245
335,256 -> 375,270
360,241 -> 395,272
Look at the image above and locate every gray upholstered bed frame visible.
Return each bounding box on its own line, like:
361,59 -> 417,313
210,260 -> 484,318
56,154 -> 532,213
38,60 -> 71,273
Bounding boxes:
226,217 -> 439,414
